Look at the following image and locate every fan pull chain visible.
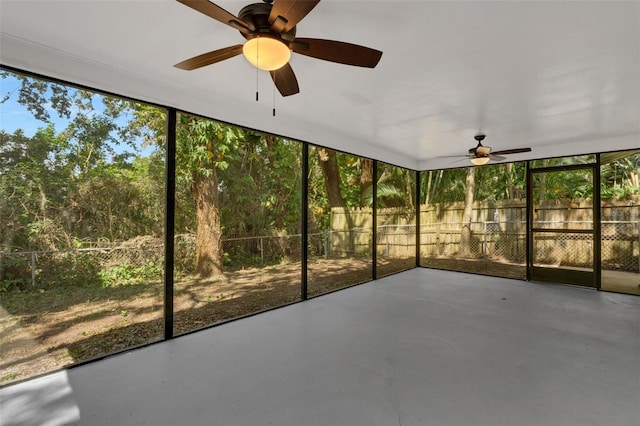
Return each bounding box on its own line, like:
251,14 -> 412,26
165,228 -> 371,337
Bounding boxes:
272,80 -> 276,116
255,37 -> 259,102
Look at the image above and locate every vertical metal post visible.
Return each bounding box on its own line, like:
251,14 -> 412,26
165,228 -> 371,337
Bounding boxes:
415,170 -> 421,267
164,108 -> 176,339
301,143 -> 308,300
593,157 -> 602,289
525,161 -> 532,281
372,160 -> 378,280
31,252 -> 36,287
323,230 -> 329,259
483,221 -> 487,257
385,228 -> 389,257
637,222 -> 640,273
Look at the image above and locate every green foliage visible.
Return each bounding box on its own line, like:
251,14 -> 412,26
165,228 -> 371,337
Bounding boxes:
601,151 -> 640,200
175,113 -> 242,180
217,135 -> 302,238
423,162 -> 529,204
173,237 -> 196,276
1,72 -> 166,252
38,252 -> 102,289
336,154 -> 363,206
533,168 -> 594,201
422,168 -> 468,204
2,71 -> 78,121
376,163 -> 416,208
601,183 -> 640,199
0,257 -> 30,292
98,260 -> 162,287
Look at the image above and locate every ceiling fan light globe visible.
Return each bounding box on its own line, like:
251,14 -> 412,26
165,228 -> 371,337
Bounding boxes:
243,36 -> 291,71
470,156 -> 490,166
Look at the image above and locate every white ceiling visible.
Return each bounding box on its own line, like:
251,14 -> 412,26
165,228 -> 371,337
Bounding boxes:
1,0 -> 639,170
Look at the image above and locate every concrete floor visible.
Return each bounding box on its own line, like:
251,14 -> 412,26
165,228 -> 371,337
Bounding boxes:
1,268 -> 639,426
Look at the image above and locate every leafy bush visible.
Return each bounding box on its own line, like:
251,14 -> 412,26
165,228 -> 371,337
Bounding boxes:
38,252 -> 102,288
98,260 -> 162,287
0,257 -> 31,292
1,253 -> 103,292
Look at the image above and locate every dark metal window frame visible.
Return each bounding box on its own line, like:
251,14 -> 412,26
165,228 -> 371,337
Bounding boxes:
2,63 -> 633,387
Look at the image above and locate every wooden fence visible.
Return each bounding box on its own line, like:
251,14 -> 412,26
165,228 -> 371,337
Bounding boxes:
329,200 -> 640,271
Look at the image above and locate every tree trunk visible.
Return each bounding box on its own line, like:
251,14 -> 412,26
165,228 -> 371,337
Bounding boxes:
264,134 -> 286,230
317,148 -> 358,253
425,170 -> 444,205
537,159 -> 549,202
424,171 -> 433,205
460,166 -> 476,256
360,158 -> 373,207
193,170 -> 223,277
506,162 -> 516,199
318,148 -> 345,208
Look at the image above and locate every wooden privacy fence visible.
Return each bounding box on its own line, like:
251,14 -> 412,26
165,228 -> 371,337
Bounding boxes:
328,206 -> 416,257
419,221 -> 526,262
330,201 -> 640,271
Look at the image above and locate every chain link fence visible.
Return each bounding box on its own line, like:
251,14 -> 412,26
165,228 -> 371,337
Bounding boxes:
0,233 -> 310,290
421,221 -> 527,262
2,220 -> 637,290
601,221 -> 640,271
420,220 -> 639,272
174,233 -> 307,273
377,224 -> 417,257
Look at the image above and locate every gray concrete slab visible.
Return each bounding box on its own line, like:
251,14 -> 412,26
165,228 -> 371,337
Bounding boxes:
1,268 -> 639,426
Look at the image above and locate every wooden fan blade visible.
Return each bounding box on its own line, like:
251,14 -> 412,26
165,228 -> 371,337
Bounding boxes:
177,0 -> 253,33
491,147 -> 532,155
489,154 -> 507,161
269,0 -> 320,33
270,63 -> 300,97
174,45 -> 243,70
451,157 -> 470,164
292,38 -> 382,68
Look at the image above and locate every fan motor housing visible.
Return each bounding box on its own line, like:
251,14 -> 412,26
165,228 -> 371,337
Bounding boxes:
238,2 -> 297,41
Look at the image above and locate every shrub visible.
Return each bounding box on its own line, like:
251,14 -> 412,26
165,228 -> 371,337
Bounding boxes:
98,260 -> 162,287
0,257 -> 31,292
38,252 -> 102,289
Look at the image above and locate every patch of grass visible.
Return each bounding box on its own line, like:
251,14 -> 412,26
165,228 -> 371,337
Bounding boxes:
1,374 -> 17,383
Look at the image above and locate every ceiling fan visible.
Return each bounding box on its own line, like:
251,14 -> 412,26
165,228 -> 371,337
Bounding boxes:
447,134 -> 532,166
173,0 -> 383,97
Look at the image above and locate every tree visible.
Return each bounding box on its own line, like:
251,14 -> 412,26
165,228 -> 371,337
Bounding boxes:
360,158 -> 373,207
375,164 -> 413,209
316,148 -> 345,208
459,166 -> 476,256
27,89 -> 233,277
174,115 -> 243,277
1,71 -> 164,251
601,151 -> 640,199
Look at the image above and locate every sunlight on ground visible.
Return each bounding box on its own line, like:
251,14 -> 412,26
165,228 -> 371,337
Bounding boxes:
602,270 -> 640,295
0,306 -> 72,384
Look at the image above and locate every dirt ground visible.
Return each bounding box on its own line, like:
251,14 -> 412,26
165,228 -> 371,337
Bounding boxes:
0,257 -> 414,384
421,257 -> 526,279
